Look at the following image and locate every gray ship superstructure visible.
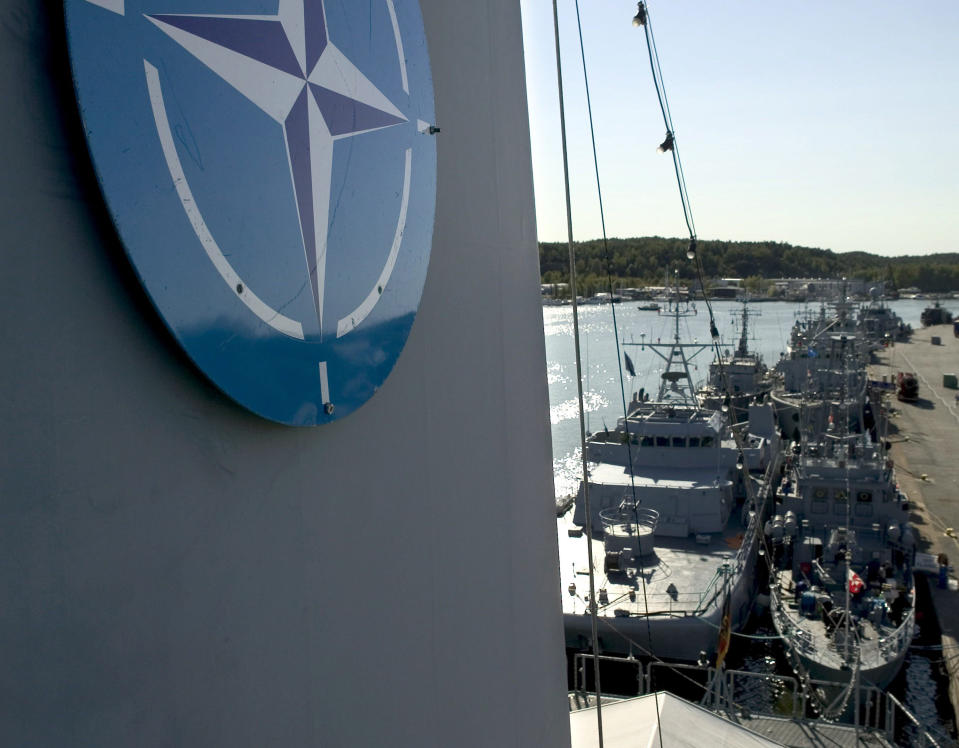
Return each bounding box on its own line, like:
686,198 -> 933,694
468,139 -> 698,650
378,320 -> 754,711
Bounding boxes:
559,297 -> 781,660
774,324 -> 877,443
698,298 -> 773,420
858,297 -> 911,347
768,424 -> 915,690
765,292 -> 913,693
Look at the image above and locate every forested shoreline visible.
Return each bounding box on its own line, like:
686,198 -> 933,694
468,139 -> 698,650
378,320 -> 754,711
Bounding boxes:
539,237 -> 959,295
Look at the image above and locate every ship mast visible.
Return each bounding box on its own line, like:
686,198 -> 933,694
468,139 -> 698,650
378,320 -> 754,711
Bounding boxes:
737,300 -> 750,358
624,269 -> 710,407
735,297 -> 760,359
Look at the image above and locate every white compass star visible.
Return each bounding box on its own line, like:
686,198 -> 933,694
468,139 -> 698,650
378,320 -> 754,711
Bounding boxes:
147,0 -> 408,332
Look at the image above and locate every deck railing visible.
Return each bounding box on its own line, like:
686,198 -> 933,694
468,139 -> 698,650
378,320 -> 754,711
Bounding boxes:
573,656 -> 941,746
877,609 -> 915,661
771,584 -> 916,667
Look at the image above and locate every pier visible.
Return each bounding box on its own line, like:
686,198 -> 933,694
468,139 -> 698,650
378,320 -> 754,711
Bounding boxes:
870,322 -> 959,736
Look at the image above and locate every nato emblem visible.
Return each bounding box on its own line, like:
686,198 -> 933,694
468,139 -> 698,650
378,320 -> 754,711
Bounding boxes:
65,1 -> 437,425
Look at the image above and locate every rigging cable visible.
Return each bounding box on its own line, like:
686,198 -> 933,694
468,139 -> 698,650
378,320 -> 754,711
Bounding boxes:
571,0 -> 640,505
570,2 -> 663,744
550,2 -> 604,744
636,2 -> 696,239
636,0 -> 779,542
632,4 -> 786,701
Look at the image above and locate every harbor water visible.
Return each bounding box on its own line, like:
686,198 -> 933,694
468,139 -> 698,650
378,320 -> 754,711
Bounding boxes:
546,298 -> 956,744
547,299 -> 941,500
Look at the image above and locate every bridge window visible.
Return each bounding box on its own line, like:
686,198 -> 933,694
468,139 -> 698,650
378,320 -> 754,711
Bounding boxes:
688,437 -> 701,447
656,436 -> 669,447
641,436 -> 654,447
671,437 -> 686,448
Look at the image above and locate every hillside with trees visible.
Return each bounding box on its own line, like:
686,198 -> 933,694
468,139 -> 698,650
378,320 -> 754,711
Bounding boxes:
539,237 -> 959,296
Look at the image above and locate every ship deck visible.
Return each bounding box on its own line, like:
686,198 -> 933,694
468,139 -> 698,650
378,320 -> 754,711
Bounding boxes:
582,462 -> 733,491
870,324 -> 959,730
771,575 -> 912,688
558,509 -> 749,617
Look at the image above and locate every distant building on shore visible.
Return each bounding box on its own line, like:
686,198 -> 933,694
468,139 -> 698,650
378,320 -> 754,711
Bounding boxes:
541,282 -> 570,298
708,277 -> 743,299
770,277 -> 875,301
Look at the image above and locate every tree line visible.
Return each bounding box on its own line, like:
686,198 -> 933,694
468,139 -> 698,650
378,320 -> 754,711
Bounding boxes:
539,237 -> 959,296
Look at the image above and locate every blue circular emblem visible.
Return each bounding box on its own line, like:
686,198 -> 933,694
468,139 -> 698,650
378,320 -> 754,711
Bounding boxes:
65,0 -> 437,425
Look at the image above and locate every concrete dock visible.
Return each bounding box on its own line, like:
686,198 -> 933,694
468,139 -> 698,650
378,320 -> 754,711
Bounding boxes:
870,322 -> 959,741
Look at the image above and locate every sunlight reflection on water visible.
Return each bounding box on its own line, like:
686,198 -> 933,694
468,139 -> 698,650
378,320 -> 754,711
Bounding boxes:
546,362 -> 568,386
543,298 -> 951,741
549,391 -> 608,425
552,448 -> 582,500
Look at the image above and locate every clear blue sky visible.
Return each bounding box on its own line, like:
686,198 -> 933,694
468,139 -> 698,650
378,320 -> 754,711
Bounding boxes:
520,0 -> 959,257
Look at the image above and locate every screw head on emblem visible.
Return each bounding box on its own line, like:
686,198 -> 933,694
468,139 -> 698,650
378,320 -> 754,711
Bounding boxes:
65,0 -> 437,425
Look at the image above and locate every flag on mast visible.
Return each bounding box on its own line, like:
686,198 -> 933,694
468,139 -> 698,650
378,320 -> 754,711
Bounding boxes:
715,593 -> 732,669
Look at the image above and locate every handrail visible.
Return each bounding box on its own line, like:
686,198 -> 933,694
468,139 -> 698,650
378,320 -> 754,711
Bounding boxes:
584,653 -> 938,743
598,505 -> 659,533
886,690 -> 941,747
772,581 -> 916,666
693,568 -> 725,613
645,661 -> 711,699
691,520 -> 764,615
597,589 -> 714,608
573,652 -> 644,698
878,609 -> 915,661
724,669 -> 800,717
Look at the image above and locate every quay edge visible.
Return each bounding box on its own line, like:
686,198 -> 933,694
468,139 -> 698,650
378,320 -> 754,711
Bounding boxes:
869,323 -> 959,739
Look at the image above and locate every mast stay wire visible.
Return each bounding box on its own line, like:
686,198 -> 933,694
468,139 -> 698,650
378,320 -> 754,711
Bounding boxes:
550,2 -> 605,745
633,5 -> 790,701
634,1 -> 775,522
634,2 -> 732,419
639,4 -> 696,239
637,6 -> 888,716
569,3 -> 663,745
573,0 -> 758,729
635,0 -> 759,515
571,0 -> 639,509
